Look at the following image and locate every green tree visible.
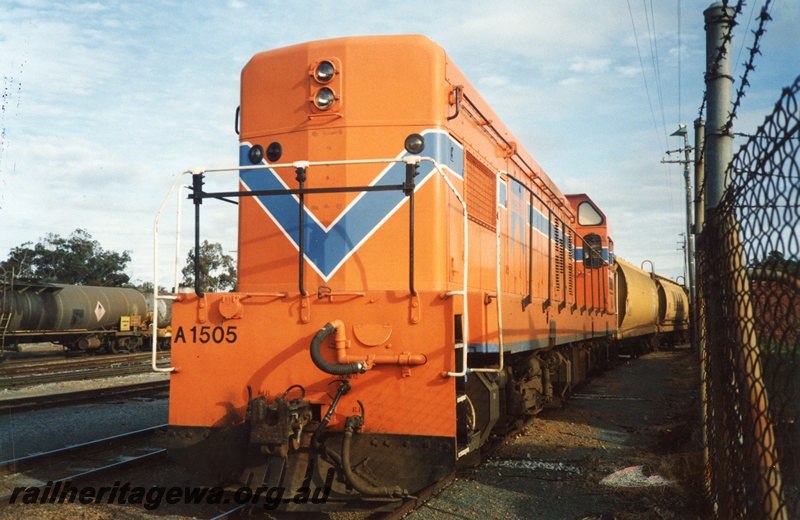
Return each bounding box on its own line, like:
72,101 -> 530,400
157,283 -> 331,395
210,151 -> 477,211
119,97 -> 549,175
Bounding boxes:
181,240 -> 237,292
124,280 -> 169,294
1,229 -> 131,286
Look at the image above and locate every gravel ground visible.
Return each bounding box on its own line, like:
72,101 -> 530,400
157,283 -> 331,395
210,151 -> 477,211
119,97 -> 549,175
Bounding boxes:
406,348 -> 707,520
0,374 -> 169,461
0,343 -> 170,461
1,349 -> 706,519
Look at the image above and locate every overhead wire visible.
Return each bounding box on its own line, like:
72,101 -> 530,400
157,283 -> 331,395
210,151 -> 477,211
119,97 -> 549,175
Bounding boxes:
678,0 -> 682,125
733,0 -> 759,79
645,0 -> 670,148
628,0 -> 674,210
627,0 -> 666,153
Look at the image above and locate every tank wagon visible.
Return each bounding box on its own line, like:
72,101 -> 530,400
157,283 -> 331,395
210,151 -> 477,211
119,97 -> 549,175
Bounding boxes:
159,35 -> 687,512
0,280 -> 171,354
615,257 -> 689,355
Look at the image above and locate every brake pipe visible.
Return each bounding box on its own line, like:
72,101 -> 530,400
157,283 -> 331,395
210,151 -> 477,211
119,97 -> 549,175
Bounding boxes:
310,322 -> 367,375
310,320 -> 427,375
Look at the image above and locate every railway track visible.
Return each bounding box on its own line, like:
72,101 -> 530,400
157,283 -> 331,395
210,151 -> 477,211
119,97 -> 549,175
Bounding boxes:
0,380 -> 169,414
0,352 -> 169,389
0,425 -> 168,508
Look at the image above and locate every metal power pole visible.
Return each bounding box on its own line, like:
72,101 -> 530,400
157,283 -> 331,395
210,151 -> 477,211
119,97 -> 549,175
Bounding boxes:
704,3 -> 734,210
702,3 -> 735,515
693,115 -> 707,504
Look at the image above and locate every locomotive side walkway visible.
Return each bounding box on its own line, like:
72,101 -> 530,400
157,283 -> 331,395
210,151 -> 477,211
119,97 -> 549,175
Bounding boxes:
407,348 -> 707,520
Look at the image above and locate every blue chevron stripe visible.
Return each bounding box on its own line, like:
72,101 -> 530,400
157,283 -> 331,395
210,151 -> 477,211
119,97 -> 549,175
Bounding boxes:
239,129 -> 464,280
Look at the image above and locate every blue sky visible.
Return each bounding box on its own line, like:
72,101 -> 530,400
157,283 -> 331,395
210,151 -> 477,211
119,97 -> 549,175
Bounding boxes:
0,0 -> 797,288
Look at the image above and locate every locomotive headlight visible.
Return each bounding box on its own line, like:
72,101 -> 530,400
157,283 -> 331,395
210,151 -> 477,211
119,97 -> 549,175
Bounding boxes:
314,61 -> 336,83
314,88 -> 336,110
248,144 -> 264,164
404,133 -> 426,155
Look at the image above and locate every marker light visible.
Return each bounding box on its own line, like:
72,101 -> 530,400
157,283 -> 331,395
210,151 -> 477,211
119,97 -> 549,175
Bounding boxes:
248,144 -> 264,164
404,133 -> 425,155
314,61 -> 336,83
314,88 -> 336,110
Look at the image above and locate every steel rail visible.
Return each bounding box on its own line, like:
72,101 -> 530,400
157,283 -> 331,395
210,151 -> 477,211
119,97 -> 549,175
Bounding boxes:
0,380 -> 169,414
0,352 -> 169,377
0,359 -> 168,389
0,425 -> 168,507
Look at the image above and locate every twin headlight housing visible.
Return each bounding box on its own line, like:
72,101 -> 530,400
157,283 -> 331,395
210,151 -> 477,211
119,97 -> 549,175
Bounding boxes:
312,60 -> 338,110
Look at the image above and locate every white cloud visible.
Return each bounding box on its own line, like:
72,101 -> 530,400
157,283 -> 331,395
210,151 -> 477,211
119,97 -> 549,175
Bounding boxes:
569,58 -> 612,74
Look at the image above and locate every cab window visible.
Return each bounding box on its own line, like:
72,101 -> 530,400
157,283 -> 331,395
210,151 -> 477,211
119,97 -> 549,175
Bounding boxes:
584,233 -> 603,269
578,201 -> 603,226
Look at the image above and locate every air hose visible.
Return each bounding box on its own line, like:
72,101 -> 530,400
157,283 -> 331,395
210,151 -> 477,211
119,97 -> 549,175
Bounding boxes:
310,322 -> 367,375
341,416 -> 407,498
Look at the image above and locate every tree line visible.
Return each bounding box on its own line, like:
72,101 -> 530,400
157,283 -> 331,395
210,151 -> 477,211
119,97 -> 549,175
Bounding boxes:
0,229 -> 236,292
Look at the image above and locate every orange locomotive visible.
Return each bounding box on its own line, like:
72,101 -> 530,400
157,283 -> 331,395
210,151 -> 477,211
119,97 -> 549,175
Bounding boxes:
166,35 -> 619,511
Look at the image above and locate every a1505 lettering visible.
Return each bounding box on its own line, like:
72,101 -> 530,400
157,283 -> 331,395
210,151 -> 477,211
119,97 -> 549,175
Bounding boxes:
173,325 -> 238,344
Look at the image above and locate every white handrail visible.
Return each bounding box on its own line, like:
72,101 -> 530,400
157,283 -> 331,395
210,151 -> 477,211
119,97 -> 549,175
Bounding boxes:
151,156 -> 463,374
423,159 -> 469,378
151,170 -> 193,372
471,186 -> 505,374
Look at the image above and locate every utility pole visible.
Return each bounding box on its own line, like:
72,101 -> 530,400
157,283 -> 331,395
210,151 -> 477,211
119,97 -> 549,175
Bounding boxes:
662,125 -> 696,350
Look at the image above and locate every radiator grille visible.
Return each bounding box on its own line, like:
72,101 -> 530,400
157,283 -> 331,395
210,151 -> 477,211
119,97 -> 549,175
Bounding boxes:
465,152 -> 496,231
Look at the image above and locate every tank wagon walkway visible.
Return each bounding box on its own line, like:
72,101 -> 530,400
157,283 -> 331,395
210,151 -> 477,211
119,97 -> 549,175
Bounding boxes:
406,348 -> 706,520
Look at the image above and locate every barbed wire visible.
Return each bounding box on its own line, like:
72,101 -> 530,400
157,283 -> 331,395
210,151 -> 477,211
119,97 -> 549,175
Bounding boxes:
724,0 -> 773,135
695,0 -> 774,203
696,0 -> 742,122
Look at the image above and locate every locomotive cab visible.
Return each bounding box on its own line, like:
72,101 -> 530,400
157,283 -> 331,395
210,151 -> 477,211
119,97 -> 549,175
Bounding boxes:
565,194 -> 616,318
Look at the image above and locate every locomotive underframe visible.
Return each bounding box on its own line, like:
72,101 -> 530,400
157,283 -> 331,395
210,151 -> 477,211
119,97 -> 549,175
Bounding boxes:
168,423 -> 456,511
167,336 -> 612,510
1,328 -> 165,353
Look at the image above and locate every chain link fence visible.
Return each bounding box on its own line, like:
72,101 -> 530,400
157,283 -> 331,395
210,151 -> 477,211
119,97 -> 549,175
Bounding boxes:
698,75 -> 799,519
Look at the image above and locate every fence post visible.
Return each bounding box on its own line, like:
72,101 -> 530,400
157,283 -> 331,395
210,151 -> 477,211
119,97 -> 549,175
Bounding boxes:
702,4 -> 734,513
693,116 -> 711,502
704,3 -> 733,210
703,3 -> 787,518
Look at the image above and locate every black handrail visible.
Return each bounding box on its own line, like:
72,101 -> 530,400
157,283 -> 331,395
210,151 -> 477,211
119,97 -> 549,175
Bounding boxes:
188,163 -> 418,298
296,166 -> 308,297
